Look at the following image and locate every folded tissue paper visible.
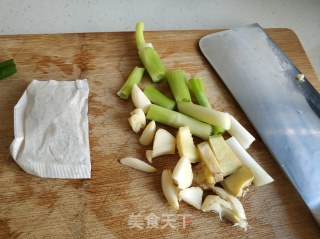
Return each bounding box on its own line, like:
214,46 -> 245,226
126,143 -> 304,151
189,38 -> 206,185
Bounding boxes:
10,79 -> 91,178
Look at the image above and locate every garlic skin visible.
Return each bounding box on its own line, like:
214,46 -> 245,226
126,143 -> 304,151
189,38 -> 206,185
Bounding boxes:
161,169 -> 180,210
138,42 -> 154,51
201,192 -> 248,231
120,157 -> 157,173
212,186 -> 247,221
172,156 -> 193,189
201,195 -> 232,214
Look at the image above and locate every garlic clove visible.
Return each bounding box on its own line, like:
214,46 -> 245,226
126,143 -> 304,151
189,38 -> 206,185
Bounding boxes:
139,120 -> 156,146
131,84 -> 151,113
172,156 -> 193,189
146,150 -> 153,163
179,187 -> 203,210
161,169 -> 180,210
176,126 -> 199,163
152,128 -> 176,158
120,157 -> 157,173
128,108 -> 146,133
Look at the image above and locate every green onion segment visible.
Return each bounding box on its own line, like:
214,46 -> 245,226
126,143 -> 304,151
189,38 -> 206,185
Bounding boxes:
166,70 -> 191,103
135,22 -> 167,82
143,84 -> 176,110
146,104 -> 212,140
117,66 -> 145,99
0,59 -> 16,80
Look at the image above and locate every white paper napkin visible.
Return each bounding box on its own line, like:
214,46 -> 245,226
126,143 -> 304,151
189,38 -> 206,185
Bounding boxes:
10,79 -> 91,178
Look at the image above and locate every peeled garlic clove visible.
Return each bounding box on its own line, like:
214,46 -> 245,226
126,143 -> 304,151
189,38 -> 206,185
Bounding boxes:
152,128 -> 176,158
179,187 -> 203,210
128,108 -> 146,133
161,169 -> 180,210
221,165 -> 254,197
176,126 -> 199,163
172,156 -> 193,189
139,120 -> 156,146
146,150 -> 153,163
128,116 -> 144,133
120,157 -> 157,173
131,84 -> 151,113
130,108 -> 145,117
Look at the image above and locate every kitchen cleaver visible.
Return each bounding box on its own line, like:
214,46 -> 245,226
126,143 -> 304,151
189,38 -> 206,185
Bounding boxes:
199,23 -> 320,225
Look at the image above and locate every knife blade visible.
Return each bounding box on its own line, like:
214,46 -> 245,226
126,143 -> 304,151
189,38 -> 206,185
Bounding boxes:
199,23 -> 320,225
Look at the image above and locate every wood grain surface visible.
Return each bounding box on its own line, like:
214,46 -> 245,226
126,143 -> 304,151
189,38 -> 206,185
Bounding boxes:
0,29 -> 319,239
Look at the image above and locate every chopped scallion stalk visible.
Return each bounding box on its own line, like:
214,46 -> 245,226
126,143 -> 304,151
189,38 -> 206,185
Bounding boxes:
143,84 -> 176,110
178,102 -> 231,130
211,125 -> 225,135
135,22 -> 167,82
138,47 -> 167,82
226,137 -> 274,186
0,64 -> 17,80
138,43 -> 153,51
146,104 -> 212,140
166,70 -> 192,103
189,77 -> 225,134
0,59 -> 15,70
189,77 -> 211,108
135,22 -> 146,47
117,66 -> 145,99
227,115 -> 255,149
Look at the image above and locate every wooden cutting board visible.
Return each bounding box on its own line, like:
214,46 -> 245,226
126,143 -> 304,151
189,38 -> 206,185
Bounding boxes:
0,29 -> 319,239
